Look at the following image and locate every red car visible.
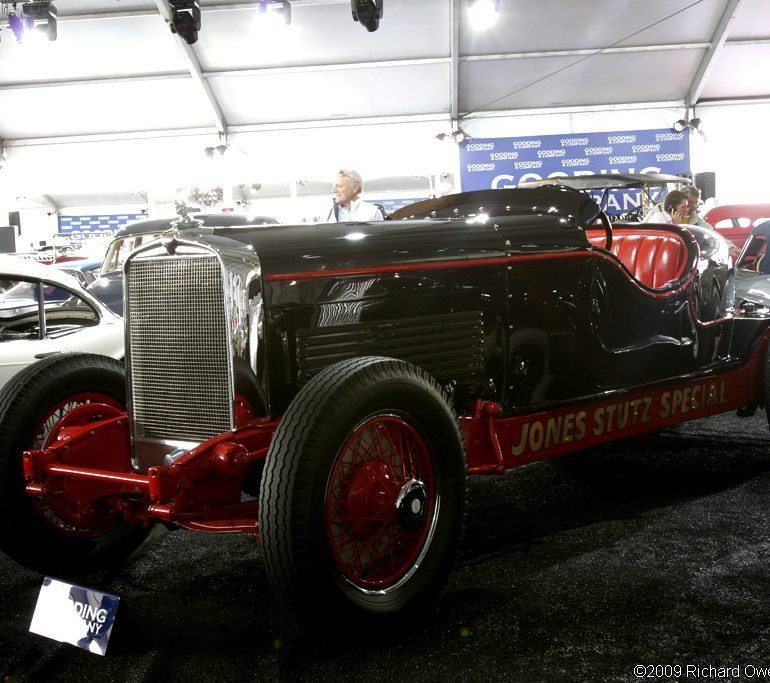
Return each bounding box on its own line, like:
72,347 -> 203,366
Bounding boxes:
704,203 -> 770,252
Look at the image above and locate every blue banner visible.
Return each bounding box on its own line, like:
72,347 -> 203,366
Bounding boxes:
59,214 -> 146,240
377,197 -> 427,215
460,128 -> 690,215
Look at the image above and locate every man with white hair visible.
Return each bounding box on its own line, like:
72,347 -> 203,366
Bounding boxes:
328,169 -> 386,222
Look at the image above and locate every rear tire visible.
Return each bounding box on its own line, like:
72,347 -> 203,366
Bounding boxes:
0,353 -> 151,575
259,356 -> 466,624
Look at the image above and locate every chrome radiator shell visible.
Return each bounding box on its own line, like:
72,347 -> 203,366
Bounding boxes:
124,236 -> 263,470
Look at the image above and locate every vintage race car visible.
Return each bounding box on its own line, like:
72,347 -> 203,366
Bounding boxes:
0,186 -> 768,625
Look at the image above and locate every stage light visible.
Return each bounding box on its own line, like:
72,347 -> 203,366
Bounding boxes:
435,127 -> 472,144
351,0 -> 382,32
168,0 -> 201,45
452,127 -> 471,143
8,12 -> 24,41
672,118 -> 704,138
18,1 -> 57,41
467,0 -> 499,31
673,119 -> 688,133
204,144 -> 228,159
258,0 -> 291,25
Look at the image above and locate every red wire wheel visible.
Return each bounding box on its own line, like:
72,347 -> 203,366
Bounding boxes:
0,354 -> 151,575
35,393 -> 123,449
326,414 -> 436,590
260,357 -> 466,623
30,393 -> 125,537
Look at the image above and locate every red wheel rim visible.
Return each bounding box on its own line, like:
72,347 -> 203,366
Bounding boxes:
30,392 -> 125,537
34,392 -> 123,450
326,414 -> 436,590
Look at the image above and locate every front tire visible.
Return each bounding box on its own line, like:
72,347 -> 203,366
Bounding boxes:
0,353 -> 151,575
259,356 -> 466,623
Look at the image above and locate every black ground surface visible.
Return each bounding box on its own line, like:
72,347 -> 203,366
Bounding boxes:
2,411 -> 770,683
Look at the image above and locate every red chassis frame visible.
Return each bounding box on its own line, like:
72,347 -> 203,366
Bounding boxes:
22,336 -> 768,540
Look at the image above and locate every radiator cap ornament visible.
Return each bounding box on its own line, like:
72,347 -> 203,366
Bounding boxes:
164,201 -> 205,253
171,201 -> 204,230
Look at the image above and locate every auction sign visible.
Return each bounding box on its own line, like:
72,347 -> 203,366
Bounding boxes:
459,128 -> 690,215
59,213 -> 146,239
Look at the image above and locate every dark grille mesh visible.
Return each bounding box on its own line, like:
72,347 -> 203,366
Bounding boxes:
126,255 -> 231,442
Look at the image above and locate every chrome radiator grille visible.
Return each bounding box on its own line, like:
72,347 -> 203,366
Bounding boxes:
126,254 -> 232,443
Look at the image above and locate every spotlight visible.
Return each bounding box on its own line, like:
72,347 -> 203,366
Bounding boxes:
351,0 -> 383,32
258,0 -> 291,25
452,127 -> 471,143
168,0 -> 201,45
672,117 -> 705,138
203,145 -> 227,159
8,12 -> 24,41
20,0 -> 57,41
436,127 -> 472,144
672,119 -> 689,133
690,117 -> 707,140
467,0 -> 499,31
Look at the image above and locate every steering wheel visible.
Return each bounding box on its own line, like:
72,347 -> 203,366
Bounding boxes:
622,206 -> 645,222
598,210 -> 612,251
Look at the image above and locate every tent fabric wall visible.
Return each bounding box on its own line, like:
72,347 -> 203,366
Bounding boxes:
2,100 -> 768,238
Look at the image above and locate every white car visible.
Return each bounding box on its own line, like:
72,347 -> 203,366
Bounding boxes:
0,256 -> 123,389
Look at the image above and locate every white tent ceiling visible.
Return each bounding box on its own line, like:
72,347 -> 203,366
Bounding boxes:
0,0 -> 767,143
0,0 -> 768,212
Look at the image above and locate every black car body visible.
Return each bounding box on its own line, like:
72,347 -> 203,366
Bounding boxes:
1,187 -> 768,626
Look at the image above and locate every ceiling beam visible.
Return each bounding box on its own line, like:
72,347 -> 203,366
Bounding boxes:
213,57 -> 448,78
0,73 -> 188,91
40,195 -> 61,211
687,0 -> 745,107
5,113 -> 450,147
6,102 -> 695,147
0,58 -> 449,91
9,35 -> 766,92
449,0 -> 460,121
462,43 -> 710,62
3,36 -> 745,91
152,0 -> 228,137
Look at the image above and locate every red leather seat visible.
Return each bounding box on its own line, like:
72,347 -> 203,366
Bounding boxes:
587,231 -> 689,289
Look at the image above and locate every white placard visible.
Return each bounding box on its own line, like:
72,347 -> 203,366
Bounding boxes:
29,577 -> 120,656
